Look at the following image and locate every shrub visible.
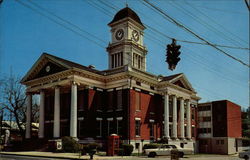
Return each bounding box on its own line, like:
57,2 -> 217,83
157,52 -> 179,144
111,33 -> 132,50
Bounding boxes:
143,143 -> 160,150
62,136 -> 80,153
121,144 -> 133,156
84,143 -> 100,152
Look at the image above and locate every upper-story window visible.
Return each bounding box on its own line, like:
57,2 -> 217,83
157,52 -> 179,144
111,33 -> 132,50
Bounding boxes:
111,52 -> 123,68
133,53 -> 143,69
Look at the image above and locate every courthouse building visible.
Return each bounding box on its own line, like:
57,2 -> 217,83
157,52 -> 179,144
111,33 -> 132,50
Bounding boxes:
21,7 -> 200,152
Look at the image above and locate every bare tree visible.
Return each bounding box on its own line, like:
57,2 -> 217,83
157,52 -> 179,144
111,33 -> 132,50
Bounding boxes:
0,75 -> 39,138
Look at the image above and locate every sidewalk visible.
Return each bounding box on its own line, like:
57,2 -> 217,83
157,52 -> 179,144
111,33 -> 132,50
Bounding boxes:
0,151 -> 130,160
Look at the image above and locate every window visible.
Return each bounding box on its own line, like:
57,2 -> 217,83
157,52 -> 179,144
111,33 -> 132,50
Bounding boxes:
116,117 -> 123,135
108,91 -> 113,110
135,143 -> 140,149
135,119 -> 141,136
111,52 -> 123,68
191,109 -> 195,120
150,86 -> 155,90
149,120 -> 154,137
192,126 -> 195,137
221,140 -> 224,145
107,118 -> 114,136
96,118 -> 102,137
169,124 -> 172,137
184,126 -> 187,137
203,117 -> 211,122
78,117 -> 84,137
198,128 -> 211,134
198,105 -> 211,111
117,90 -> 122,110
136,81 -> 141,86
135,92 -> 141,110
133,53 -> 143,69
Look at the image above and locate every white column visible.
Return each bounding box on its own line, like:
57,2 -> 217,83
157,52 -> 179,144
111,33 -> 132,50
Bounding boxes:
70,82 -> 77,138
38,90 -> 45,138
186,100 -> 191,139
53,86 -> 60,138
25,94 -> 32,139
172,95 -> 177,139
164,94 -> 170,139
180,98 -> 185,139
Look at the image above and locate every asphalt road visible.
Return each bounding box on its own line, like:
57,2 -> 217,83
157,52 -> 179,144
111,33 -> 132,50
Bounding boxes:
0,154 -> 65,160
0,154 -> 242,160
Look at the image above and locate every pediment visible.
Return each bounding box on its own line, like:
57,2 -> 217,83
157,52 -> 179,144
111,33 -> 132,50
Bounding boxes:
33,61 -> 66,79
21,53 -> 70,83
169,74 -> 195,92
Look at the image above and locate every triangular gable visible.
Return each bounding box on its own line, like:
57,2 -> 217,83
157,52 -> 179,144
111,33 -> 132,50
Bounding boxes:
21,53 -> 71,83
168,73 -> 195,92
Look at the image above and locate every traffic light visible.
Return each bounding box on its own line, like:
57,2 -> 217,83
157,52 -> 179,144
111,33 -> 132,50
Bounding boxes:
166,39 -> 181,70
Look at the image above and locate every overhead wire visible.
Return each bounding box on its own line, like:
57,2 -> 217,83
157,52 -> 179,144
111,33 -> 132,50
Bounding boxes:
142,0 -> 249,68
125,5 -> 248,83
183,1 -> 248,46
169,1 -> 246,48
16,0 -> 248,102
15,0 -> 106,48
97,0 -> 248,90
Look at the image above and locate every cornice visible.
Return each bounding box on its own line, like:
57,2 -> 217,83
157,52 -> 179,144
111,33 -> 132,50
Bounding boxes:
106,40 -> 147,53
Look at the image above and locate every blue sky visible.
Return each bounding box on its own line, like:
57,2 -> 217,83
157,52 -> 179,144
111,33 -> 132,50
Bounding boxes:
0,0 -> 249,109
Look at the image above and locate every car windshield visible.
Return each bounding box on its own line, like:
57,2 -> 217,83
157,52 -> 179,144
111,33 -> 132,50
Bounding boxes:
169,145 -> 177,149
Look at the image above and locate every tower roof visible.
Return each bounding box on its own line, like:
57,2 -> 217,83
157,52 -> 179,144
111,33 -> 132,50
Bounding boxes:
109,7 -> 144,26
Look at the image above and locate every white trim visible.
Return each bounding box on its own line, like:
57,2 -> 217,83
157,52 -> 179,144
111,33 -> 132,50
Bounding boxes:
107,89 -> 114,92
116,87 -> 123,90
135,88 -> 141,92
107,118 -> 114,121
78,117 -> 84,121
116,117 -> 123,120
96,118 -> 103,121
96,88 -> 103,92
192,125 -> 195,127
135,117 -> 141,121
149,92 -> 154,95
149,119 -> 155,123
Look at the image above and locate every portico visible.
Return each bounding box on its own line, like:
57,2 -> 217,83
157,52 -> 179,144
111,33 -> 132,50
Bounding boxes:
25,80 -> 79,139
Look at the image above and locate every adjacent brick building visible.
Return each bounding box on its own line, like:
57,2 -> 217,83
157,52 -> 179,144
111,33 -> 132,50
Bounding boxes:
198,100 -> 242,154
21,7 -> 200,152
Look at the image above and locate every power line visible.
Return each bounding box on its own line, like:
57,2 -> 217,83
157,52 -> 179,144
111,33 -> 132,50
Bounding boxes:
183,1 -> 248,46
98,0 -> 249,51
97,1 -> 248,87
146,24 -> 250,50
142,0 -> 249,68
15,0 -> 105,48
27,0 -> 107,45
169,1 -> 246,48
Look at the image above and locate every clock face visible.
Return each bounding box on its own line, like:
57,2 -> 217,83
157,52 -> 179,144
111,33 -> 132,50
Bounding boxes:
115,29 -> 124,40
46,65 -> 50,72
132,30 -> 139,42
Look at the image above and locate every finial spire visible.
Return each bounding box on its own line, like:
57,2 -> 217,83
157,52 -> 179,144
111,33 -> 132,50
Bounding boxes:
126,0 -> 128,7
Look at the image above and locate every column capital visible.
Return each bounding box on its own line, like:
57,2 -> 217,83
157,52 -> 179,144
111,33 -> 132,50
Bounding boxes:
53,85 -> 61,89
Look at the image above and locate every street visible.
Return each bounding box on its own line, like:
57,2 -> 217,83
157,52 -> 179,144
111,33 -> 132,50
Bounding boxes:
0,154 -> 63,160
0,154 -> 242,160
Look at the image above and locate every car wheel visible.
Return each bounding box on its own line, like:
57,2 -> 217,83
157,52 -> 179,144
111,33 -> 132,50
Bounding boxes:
148,152 -> 156,158
244,155 -> 249,160
179,152 -> 184,158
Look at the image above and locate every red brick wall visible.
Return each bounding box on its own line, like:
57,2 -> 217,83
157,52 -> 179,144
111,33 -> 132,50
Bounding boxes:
227,101 -> 242,137
129,89 -> 161,141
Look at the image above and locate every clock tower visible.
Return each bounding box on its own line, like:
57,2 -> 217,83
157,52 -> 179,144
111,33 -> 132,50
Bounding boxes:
107,7 -> 147,71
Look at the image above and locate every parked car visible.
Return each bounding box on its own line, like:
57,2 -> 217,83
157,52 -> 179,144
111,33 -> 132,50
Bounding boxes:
239,149 -> 250,160
144,144 -> 193,158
